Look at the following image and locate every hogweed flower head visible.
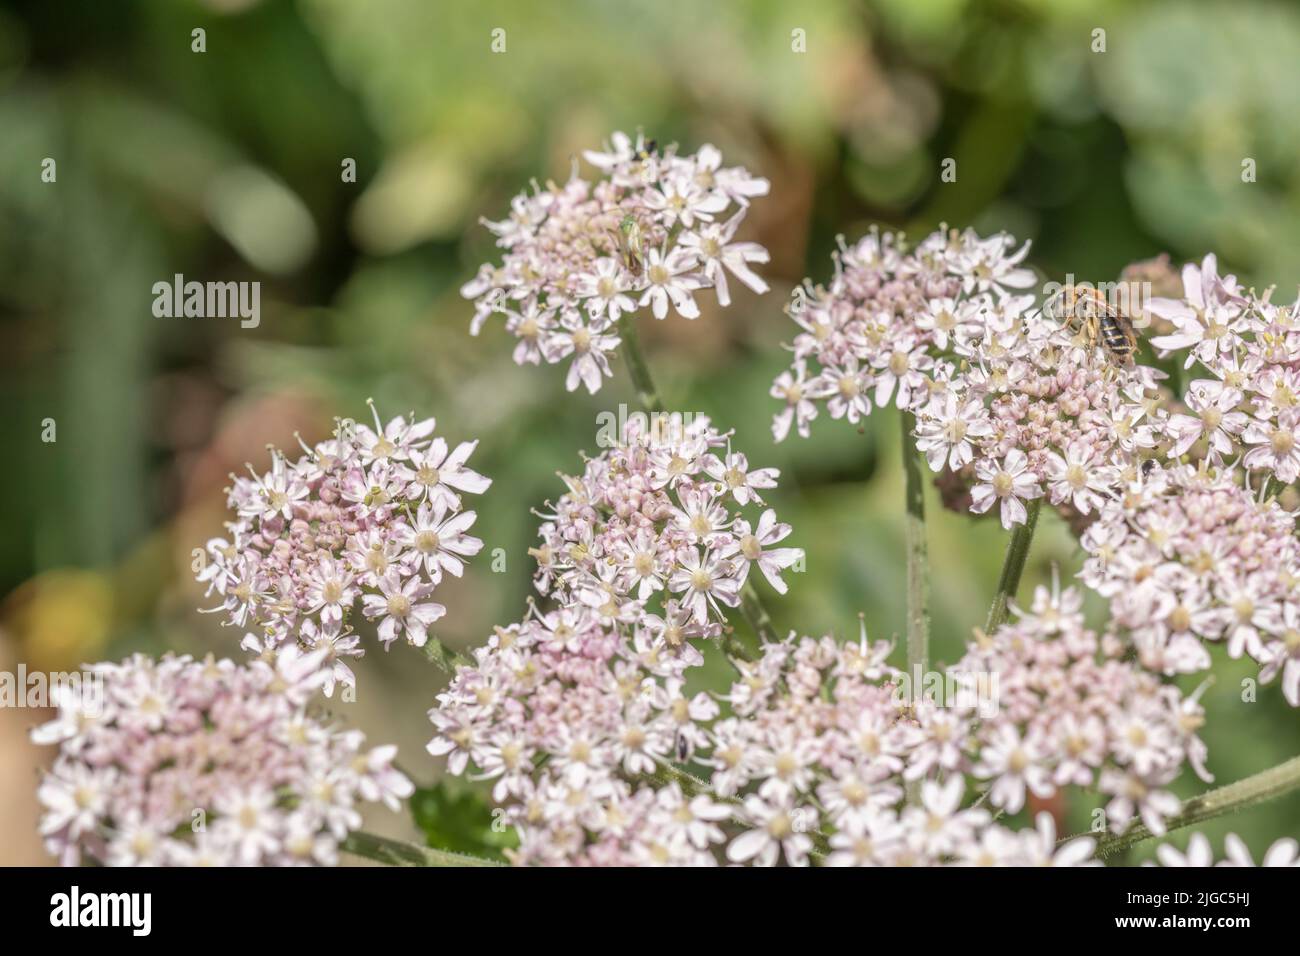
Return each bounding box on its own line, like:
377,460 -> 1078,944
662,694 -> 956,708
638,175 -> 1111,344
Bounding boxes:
462,131 -> 770,394
1149,253 -> 1300,489
771,226 -> 1034,442
1080,462 -> 1300,706
428,613 -> 727,866
953,583 -> 1209,836
772,226 -> 1171,530
429,596 -> 1135,865
32,652 -> 411,867
197,402 -> 490,690
530,414 -> 801,642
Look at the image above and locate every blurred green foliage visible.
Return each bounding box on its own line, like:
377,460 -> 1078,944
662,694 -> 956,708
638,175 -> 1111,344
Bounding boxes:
2,0 -> 1297,861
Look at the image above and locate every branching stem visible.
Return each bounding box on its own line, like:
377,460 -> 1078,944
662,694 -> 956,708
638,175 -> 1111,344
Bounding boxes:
1088,755 -> 1300,858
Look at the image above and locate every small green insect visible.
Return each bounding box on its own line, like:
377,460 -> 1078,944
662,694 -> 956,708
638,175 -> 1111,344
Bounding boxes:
619,214 -> 644,273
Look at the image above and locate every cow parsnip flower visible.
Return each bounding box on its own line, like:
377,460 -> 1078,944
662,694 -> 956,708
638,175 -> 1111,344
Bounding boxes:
462,132 -> 770,394
197,402 -> 491,693
427,574 -> 1209,864
33,652 -> 411,867
773,226 -> 1171,532
1080,462 -> 1300,706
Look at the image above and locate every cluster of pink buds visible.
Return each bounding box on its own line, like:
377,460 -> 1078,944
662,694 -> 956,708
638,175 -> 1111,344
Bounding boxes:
529,414 -> 802,646
196,401 -> 490,692
461,131 -> 770,393
32,651 -> 411,867
1079,463 -> 1300,706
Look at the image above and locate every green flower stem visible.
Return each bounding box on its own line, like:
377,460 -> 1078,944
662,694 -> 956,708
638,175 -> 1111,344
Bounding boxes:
984,497 -> 1042,634
340,830 -> 503,867
1089,754 -> 1300,859
651,760 -> 714,797
738,581 -> 774,647
900,411 -> 930,680
616,313 -> 777,659
617,313 -> 665,413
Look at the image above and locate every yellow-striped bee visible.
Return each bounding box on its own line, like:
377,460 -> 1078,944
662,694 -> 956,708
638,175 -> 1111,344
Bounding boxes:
1048,285 -> 1139,366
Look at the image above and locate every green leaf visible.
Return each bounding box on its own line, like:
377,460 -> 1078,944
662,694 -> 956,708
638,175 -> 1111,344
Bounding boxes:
409,781 -> 516,859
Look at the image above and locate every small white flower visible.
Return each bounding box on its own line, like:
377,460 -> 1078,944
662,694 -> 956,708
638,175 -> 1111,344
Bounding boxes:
971,449 -> 1042,529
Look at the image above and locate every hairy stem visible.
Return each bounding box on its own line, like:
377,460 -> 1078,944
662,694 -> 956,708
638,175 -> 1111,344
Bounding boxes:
738,581 -> 775,647
984,498 -> 1042,634
617,314 -> 665,413
1090,755 -> 1300,858
340,830 -> 503,867
900,412 -> 930,679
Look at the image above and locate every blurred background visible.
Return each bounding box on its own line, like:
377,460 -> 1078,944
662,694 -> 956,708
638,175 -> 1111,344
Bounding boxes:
3,0 -> 1298,865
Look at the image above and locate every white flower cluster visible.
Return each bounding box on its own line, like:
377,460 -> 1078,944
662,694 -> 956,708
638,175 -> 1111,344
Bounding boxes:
1151,254 -> 1300,485
428,582 -> 1215,865
462,131 -> 770,393
773,226 -> 1169,530
197,401 -> 490,694
1080,463 -> 1300,705
530,415 -> 801,646
33,652 -> 411,867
